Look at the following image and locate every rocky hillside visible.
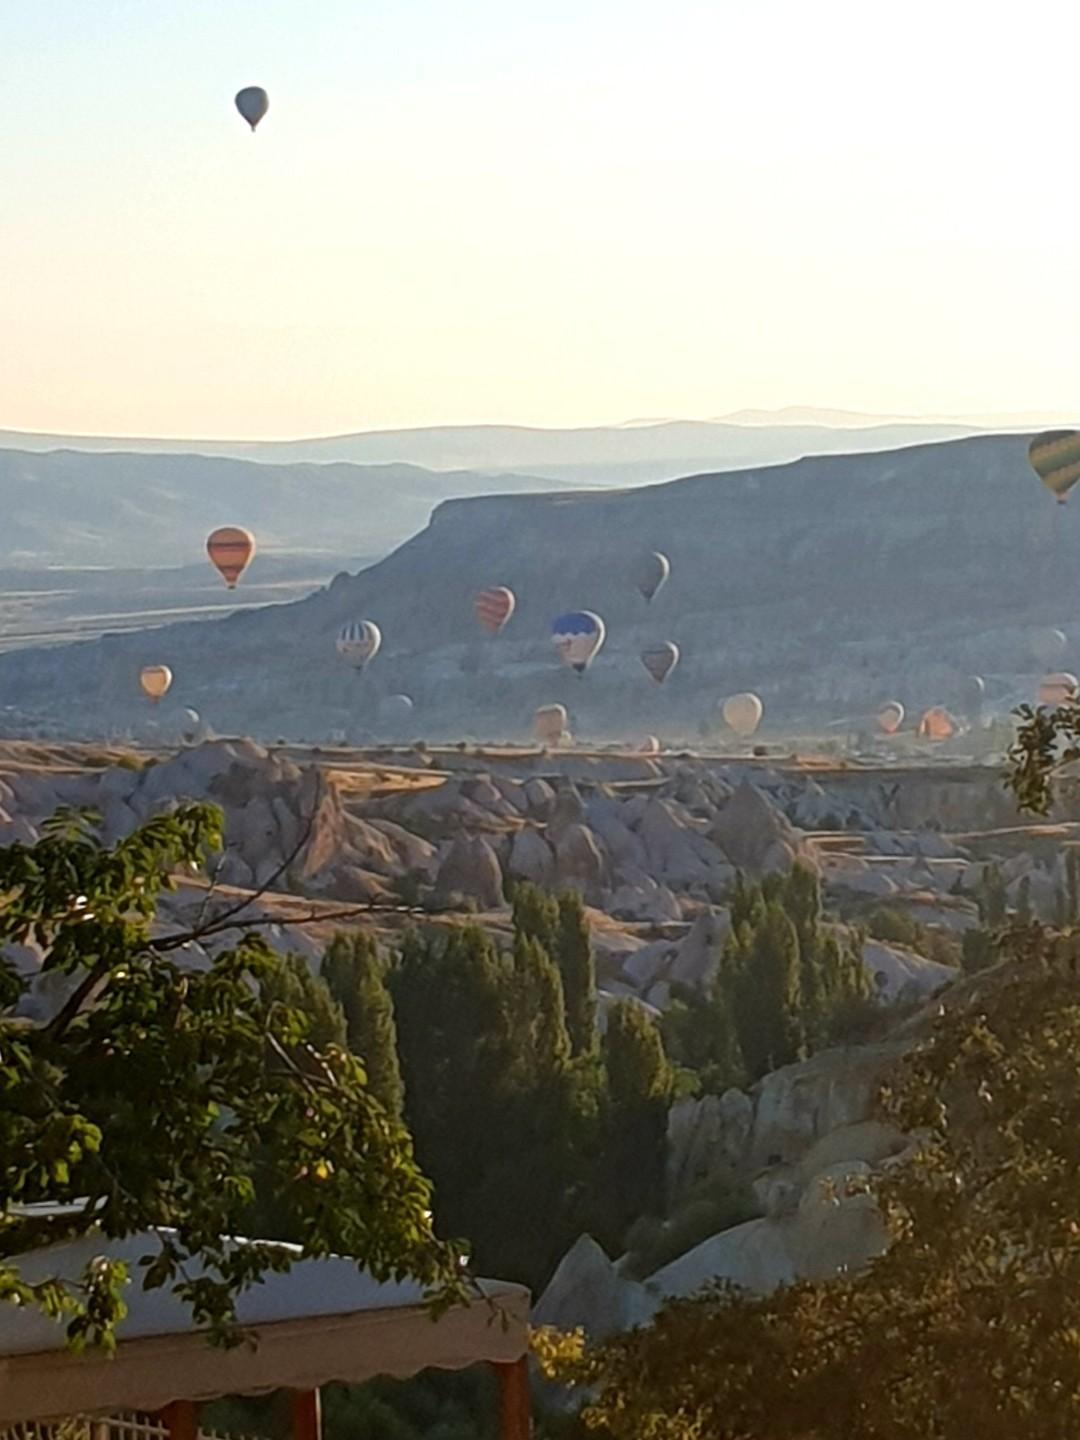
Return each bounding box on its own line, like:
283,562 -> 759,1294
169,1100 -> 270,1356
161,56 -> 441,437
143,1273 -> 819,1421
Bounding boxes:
0,432 -> 1075,739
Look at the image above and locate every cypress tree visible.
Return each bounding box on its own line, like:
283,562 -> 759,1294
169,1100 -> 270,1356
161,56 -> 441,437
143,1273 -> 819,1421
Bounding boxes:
556,890 -> 597,1056
512,881 -> 560,956
735,902 -> 802,1078
321,932 -> 404,1121
262,952 -> 346,1050
601,1000 -> 676,1230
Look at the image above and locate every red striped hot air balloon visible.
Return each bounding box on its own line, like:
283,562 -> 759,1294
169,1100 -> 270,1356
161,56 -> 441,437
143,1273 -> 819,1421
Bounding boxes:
474,586 -> 516,635
207,527 -> 256,589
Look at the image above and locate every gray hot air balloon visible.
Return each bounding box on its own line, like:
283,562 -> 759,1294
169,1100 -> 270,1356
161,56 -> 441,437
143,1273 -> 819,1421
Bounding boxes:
235,87 -> 270,132
640,642 -> 680,686
635,551 -> 671,604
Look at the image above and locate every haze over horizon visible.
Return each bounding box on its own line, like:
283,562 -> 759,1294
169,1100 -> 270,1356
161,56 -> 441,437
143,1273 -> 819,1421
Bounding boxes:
5,0 -> 1080,440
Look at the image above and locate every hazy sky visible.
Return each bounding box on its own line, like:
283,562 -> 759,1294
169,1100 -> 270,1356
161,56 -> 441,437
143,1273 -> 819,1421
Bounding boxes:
3,0 -> 1080,438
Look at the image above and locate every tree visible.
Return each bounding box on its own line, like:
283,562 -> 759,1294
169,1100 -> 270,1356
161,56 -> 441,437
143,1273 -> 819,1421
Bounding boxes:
551,929 -> 1080,1438
599,1000 -> 676,1235
0,807 -> 463,1348
734,901 -> 803,1076
556,891 -> 597,1057
321,932 -> 405,1121
261,951 -> 346,1050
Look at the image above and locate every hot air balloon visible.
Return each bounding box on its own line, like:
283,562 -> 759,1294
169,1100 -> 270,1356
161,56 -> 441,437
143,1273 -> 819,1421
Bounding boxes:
534,704 -> 569,746
721,692 -> 763,738
336,620 -> 382,671
1029,431 -> 1080,504
139,665 -> 173,704
917,706 -> 957,741
635,551 -> 671,604
206,527 -> 256,589
474,586 -> 516,635
639,735 -> 661,754
381,693 -> 415,723
235,87 -> 269,131
1032,628 -> 1069,666
640,642 -> 680,686
551,611 -> 605,674
1038,672 -> 1079,706
876,701 -> 905,735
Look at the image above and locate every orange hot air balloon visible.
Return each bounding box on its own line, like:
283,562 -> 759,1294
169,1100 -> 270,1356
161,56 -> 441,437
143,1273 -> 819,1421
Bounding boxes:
916,706 -> 956,741
139,665 -> 173,704
876,701 -> 905,735
207,527 -> 256,589
474,586 -> 516,635
1038,672 -> 1079,706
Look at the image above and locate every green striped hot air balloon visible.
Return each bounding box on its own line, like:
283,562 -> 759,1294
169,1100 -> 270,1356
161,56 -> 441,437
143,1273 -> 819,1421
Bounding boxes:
1029,431 -> 1080,504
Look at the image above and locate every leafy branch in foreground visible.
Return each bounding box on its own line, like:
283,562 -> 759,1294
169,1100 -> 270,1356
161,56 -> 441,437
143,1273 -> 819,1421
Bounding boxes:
1005,702 -> 1080,815
551,927 -> 1080,1439
0,804 -> 465,1349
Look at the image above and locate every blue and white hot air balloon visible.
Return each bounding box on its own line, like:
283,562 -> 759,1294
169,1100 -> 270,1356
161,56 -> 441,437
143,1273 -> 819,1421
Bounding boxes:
551,611 -> 606,675
336,619 -> 382,671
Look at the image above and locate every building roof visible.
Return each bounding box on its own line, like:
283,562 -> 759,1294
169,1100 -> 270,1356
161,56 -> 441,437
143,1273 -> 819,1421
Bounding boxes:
0,1230 -> 529,1424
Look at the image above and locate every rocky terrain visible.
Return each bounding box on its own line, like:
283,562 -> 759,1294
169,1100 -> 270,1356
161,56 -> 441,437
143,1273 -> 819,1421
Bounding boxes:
2,733 -> 1074,1340
1,432 -> 1077,742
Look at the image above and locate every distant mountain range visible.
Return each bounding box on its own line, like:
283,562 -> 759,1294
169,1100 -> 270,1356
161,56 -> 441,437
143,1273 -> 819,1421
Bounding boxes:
0,449 -> 558,567
0,415 -> 1034,487
1,432 -> 1075,743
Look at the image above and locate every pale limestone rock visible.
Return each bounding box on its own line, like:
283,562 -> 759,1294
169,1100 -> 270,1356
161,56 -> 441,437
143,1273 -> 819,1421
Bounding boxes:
434,834 -> 505,909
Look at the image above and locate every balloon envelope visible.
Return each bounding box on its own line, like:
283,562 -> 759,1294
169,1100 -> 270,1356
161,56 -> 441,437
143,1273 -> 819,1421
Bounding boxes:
1029,431 -> 1080,504
336,620 -> 382,670
876,701 -> 905,735
474,586 -> 516,635
640,642 -> 679,686
139,665 -> 173,703
534,703 -> 569,746
381,693 -> 415,721
1032,627 -> 1068,666
207,527 -> 256,588
551,611 -> 605,673
639,735 -> 661,754
235,87 -> 269,131
1039,672 -> 1079,706
917,706 -> 957,741
721,692 -> 763,738
635,551 -> 671,603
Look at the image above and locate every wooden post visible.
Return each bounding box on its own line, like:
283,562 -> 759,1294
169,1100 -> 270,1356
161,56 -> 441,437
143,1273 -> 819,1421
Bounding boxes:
159,1402 -> 199,1440
288,1388 -> 322,1440
493,1357 -> 531,1440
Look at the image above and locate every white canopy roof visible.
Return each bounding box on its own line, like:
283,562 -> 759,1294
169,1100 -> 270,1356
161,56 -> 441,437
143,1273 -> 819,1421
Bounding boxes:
0,1231 -> 529,1424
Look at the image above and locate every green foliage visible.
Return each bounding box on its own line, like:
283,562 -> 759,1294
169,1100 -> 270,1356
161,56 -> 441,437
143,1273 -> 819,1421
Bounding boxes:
865,906 -> 923,947
0,806 -> 463,1349
1006,701 -> 1080,815
598,1000 -> 676,1235
961,926 -> 997,975
666,867 -> 871,1092
556,891 -> 598,1057
563,927 -> 1080,1438
261,952 -> 346,1051
321,932 -> 405,1121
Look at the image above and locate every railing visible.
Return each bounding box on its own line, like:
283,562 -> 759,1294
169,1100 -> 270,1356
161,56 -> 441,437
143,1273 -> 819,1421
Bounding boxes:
1,1416 -> 260,1440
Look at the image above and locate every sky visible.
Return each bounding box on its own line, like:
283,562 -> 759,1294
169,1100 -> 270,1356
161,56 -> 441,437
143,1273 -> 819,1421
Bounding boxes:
3,0 -> 1080,439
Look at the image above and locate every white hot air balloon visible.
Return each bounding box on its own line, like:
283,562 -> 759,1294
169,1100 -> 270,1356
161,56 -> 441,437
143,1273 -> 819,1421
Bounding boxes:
534,703 -> 569,746
721,692 -> 763,738
1038,672 -> 1079,706
876,701 -> 905,735
336,620 -> 382,671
